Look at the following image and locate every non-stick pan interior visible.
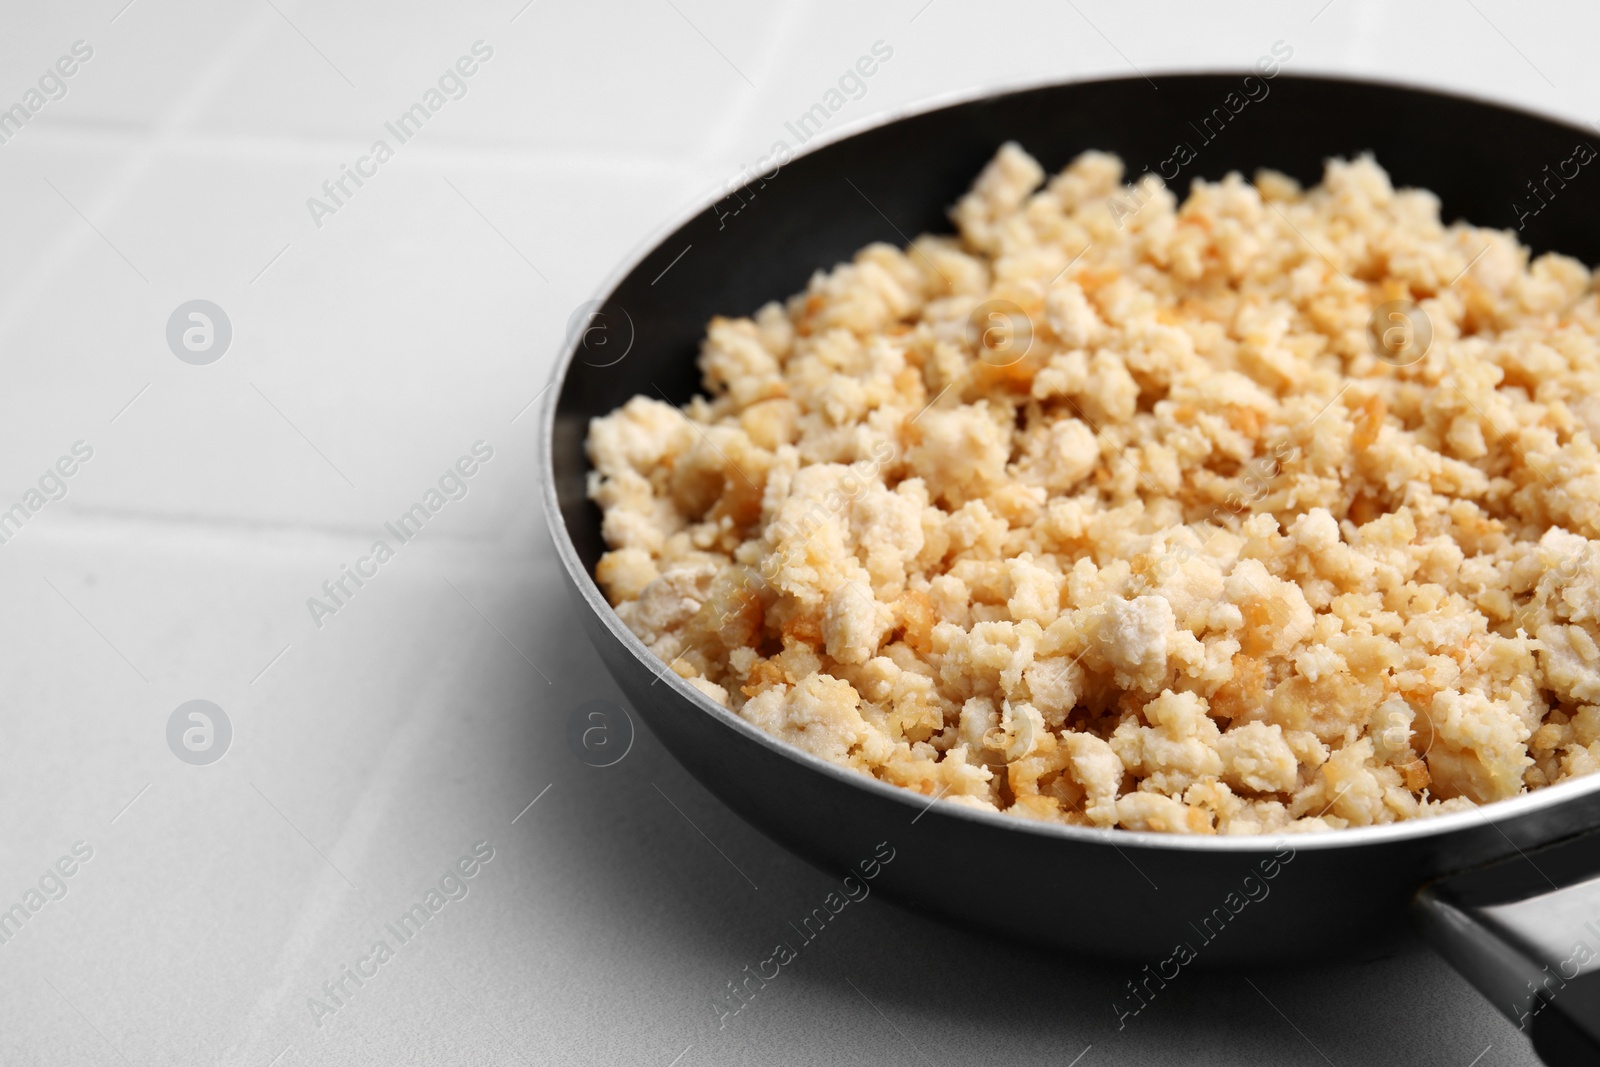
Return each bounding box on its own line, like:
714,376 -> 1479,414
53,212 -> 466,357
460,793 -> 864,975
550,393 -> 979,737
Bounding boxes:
545,74 -> 1600,965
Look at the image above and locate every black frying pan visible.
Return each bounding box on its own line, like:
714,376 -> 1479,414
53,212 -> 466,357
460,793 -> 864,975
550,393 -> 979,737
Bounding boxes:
539,74 -> 1600,1065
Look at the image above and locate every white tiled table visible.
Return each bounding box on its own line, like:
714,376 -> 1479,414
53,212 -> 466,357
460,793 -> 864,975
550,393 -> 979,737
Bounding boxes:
1,2 -> 1593,1063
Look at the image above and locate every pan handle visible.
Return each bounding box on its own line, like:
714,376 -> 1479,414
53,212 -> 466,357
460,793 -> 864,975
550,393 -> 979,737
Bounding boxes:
1414,828 -> 1600,1066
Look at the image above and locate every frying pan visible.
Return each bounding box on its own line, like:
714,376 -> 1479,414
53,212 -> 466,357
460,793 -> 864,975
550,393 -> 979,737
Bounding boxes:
539,74 -> 1600,1065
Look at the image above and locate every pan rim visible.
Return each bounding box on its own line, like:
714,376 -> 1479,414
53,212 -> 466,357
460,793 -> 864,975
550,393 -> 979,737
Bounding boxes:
539,70 -> 1600,856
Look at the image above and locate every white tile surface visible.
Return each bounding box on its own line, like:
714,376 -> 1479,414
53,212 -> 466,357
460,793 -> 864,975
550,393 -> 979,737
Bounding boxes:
0,0 -> 1592,1063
